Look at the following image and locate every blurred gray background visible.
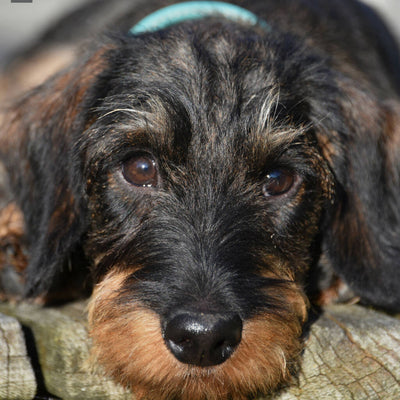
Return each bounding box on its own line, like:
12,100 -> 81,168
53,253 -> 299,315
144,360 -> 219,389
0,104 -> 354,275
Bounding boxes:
0,0 -> 86,63
0,0 -> 399,64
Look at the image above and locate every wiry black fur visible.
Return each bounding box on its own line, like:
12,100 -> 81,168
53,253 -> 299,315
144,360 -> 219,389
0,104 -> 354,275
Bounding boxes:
1,0 -> 400,397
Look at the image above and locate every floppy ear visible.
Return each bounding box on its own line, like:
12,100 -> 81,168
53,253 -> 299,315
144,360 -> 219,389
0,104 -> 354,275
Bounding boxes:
318,82 -> 400,310
0,45 -> 111,297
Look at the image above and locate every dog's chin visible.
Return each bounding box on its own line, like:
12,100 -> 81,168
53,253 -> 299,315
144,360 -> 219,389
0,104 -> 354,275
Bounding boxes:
88,270 -> 307,400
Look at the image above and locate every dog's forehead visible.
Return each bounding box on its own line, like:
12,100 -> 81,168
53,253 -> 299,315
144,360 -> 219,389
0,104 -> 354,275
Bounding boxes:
95,23 -> 309,162
126,21 -> 270,82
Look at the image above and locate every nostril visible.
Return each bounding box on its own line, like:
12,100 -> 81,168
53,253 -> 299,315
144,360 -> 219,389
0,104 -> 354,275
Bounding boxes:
163,312 -> 242,367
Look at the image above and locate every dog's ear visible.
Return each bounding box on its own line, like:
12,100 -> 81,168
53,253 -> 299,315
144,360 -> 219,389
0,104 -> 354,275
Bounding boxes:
317,81 -> 400,310
0,46 -> 111,297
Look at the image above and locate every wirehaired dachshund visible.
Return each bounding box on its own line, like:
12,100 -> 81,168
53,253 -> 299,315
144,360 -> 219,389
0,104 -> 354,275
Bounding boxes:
1,0 -> 399,399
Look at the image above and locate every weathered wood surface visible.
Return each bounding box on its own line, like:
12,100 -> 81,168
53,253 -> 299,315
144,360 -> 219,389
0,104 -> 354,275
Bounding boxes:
0,312 -> 36,400
271,306 -> 400,400
0,301 -> 399,400
0,302 -> 130,400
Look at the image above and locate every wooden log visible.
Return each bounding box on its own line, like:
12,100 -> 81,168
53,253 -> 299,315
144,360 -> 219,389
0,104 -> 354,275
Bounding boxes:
268,305 -> 400,400
0,302 -> 130,400
0,312 -> 36,400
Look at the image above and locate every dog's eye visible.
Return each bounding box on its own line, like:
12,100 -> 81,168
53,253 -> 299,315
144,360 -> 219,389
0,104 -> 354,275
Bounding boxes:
122,154 -> 158,187
263,169 -> 296,197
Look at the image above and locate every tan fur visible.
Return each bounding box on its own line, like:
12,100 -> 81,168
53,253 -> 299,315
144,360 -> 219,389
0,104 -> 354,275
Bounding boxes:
88,270 -> 306,400
382,101 -> 400,180
0,203 -> 27,273
0,203 -> 25,241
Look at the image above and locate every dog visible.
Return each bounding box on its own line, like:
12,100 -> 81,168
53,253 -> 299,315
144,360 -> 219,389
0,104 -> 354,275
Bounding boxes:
1,0 -> 400,399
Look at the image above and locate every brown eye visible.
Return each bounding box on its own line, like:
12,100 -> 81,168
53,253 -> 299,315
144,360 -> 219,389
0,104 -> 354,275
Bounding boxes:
263,169 -> 296,197
122,154 -> 158,187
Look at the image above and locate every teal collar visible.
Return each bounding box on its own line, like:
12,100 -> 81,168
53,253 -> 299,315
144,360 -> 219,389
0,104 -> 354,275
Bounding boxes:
130,1 -> 270,34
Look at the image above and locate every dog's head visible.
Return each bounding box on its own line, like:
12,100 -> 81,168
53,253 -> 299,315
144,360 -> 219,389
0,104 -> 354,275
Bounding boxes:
1,19 -> 400,399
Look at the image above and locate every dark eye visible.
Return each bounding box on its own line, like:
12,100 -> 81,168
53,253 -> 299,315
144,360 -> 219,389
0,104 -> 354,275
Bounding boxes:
263,169 -> 297,197
122,154 -> 158,187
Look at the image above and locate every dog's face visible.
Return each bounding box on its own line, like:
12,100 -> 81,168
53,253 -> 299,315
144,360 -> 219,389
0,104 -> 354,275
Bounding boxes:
84,24 -> 331,398
1,18 -> 400,400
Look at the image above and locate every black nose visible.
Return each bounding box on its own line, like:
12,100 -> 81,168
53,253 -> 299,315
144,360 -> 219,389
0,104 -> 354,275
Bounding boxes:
163,312 -> 242,367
